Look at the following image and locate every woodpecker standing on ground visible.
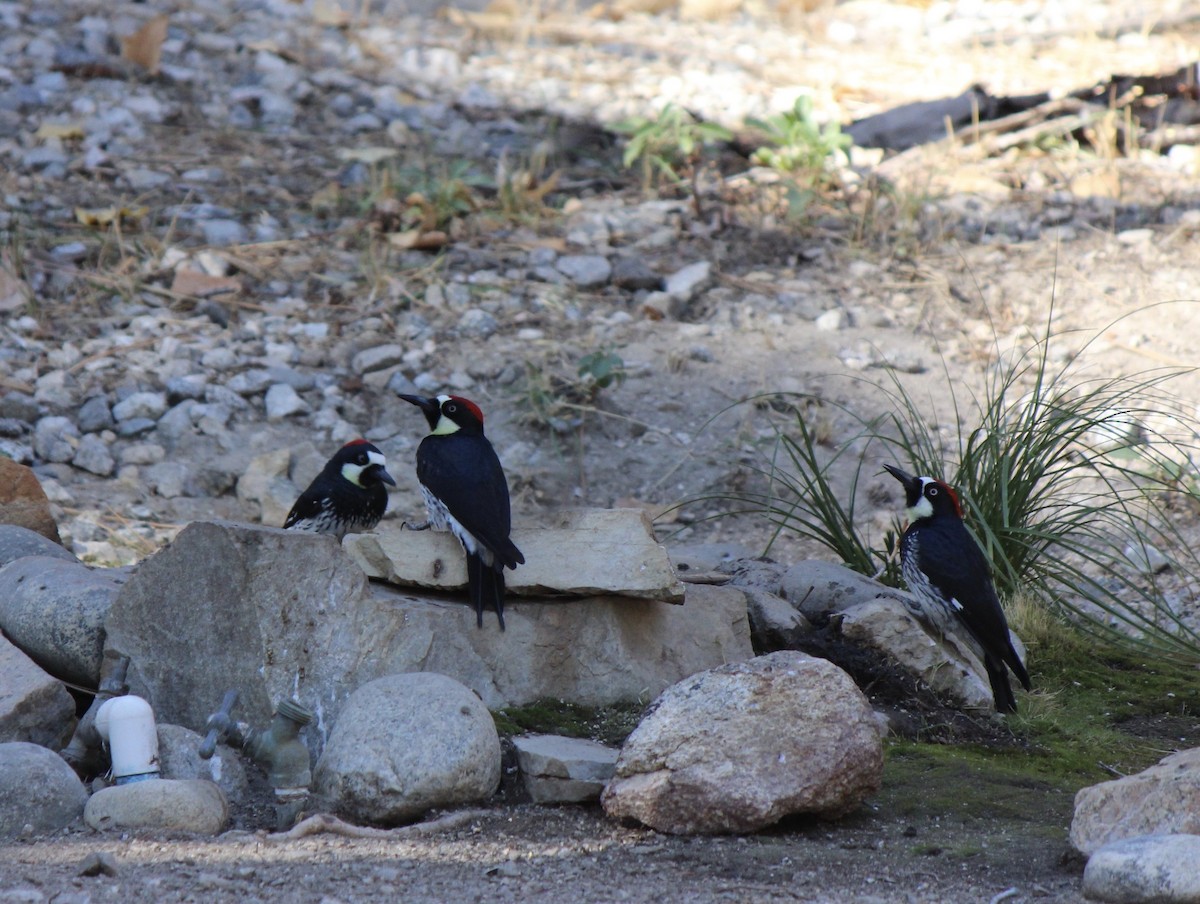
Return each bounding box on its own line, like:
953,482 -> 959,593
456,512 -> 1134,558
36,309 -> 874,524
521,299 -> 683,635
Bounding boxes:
399,394 -> 524,630
883,463 -> 1032,713
283,439 -> 395,540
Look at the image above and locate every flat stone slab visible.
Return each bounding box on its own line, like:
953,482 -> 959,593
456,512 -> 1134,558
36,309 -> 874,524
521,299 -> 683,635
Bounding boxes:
514,734 -> 618,804
345,507 -> 685,602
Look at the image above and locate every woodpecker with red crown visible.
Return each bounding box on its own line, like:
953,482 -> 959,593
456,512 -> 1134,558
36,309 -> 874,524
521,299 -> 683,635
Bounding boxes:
283,439 -> 395,540
883,463 -> 1031,713
399,394 -> 524,630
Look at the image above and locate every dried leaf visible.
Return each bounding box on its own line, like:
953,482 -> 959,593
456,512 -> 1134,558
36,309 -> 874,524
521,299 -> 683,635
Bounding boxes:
35,122 -> 86,141
170,268 -> 243,298
404,193 -> 439,234
386,229 -> 422,249
310,182 -> 342,213
335,147 -> 400,165
75,206 -> 150,228
0,257 -> 29,313
121,14 -> 169,75
312,0 -> 351,27
386,230 -> 449,251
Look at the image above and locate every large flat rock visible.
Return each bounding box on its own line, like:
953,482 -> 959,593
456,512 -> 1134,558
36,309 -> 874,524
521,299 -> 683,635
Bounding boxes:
104,521 -> 750,759
345,507 -> 685,602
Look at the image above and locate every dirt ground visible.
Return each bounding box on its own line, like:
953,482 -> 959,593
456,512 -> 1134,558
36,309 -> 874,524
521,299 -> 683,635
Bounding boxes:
4,0 -> 1200,900
0,799 -> 1087,903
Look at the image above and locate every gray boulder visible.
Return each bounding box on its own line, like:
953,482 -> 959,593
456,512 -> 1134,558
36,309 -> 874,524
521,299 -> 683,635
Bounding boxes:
1071,748 -> 1200,856
157,723 -> 249,805
0,634 -> 76,748
514,734 -> 619,804
33,415 -> 79,463
741,587 -> 812,652
236,446 -> 295,528
0,741 -> 88,838
0,459 -> 63,544
781,559 -> 917,621
104,521 -> 751,759
1083,834 -> 1200,903
840,598 -> 995,712
601,651 -> 883,834
555,254 -> 612,288
313,673 -> 500,825
663,260 -> 712,303
0,524 -> 76,569
0,556 -> 127,687
781,560 -> 1016,712
84,778 -> 228,835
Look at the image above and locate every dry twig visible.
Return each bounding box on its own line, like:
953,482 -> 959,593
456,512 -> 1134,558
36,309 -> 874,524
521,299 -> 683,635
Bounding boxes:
267,809 -> 489,842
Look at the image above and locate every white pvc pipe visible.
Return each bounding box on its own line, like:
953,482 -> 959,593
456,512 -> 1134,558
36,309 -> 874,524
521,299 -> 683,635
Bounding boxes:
94,695 -> 160,784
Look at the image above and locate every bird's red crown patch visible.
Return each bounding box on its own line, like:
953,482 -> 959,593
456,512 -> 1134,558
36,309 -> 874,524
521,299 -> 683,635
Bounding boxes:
935,480 -> 964,517
448,396 -> 484,425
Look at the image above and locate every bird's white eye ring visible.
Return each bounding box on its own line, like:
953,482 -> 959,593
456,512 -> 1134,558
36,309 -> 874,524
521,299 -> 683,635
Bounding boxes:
445,403 -> 457,413
928,486 -> 939,496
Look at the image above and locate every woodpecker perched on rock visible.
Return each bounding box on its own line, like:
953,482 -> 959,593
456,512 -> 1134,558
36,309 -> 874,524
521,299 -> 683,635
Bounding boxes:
399,394 -> 524,630
883,464 -> 1031,713
283,439 -> 395,540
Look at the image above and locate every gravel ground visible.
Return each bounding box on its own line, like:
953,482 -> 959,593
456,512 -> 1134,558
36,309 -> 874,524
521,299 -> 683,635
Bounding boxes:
3,0 -> 1200,899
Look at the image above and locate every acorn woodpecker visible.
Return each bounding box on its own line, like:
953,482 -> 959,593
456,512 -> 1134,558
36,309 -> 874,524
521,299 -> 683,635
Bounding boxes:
399,394 -> 524,630
283,439 -> 395,540
883,463 -> 1032,713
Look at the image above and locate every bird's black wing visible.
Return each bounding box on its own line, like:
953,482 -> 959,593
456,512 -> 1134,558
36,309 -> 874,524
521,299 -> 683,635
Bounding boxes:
283,485 -> 329,528
416,434 -> 524,567
915,522 -> 1024,671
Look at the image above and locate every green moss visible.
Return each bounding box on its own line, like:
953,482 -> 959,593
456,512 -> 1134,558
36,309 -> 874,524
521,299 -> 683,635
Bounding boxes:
877,615 -> 1200,841
1008,614 -> 1200,781
491,699 -> 646,747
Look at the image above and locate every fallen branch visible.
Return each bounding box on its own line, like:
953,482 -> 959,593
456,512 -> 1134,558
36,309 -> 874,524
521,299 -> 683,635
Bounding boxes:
956,96 -> 1088,146
1140,123 -> 1200,150
266,808 -> 489,842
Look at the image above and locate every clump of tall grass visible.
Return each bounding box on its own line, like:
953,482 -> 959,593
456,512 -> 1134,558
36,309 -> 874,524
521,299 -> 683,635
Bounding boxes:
699,301 -> 1200,658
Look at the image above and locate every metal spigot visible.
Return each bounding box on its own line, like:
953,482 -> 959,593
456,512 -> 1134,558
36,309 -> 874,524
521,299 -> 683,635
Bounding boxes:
244,698 -> 314,831
199,690 -> 242,759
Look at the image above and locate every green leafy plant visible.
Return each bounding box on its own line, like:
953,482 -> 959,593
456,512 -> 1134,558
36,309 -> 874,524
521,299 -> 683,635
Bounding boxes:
745,95 -> 852,183
577,349 -> 627,392
613,103 -> 732,213
520,348 -> 628,434
393,159 -> 488,229
739,95 -> 855,224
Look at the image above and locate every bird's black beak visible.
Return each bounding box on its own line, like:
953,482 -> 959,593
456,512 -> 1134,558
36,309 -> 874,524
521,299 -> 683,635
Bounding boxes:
399,394 -> 440,431
882,463 -> 920,494
375,466 -> 397,487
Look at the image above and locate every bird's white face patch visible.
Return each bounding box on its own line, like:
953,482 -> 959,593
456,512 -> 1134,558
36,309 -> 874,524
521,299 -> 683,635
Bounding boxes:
341,450 -> 387,488
905,477 -> 936,522
431,394 -> 462,436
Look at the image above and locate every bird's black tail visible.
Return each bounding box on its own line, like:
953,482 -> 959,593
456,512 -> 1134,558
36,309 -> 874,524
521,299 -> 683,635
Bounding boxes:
984,652 -> 1018,713
467,553 -> 506,631
1003,639 -> 1032,693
